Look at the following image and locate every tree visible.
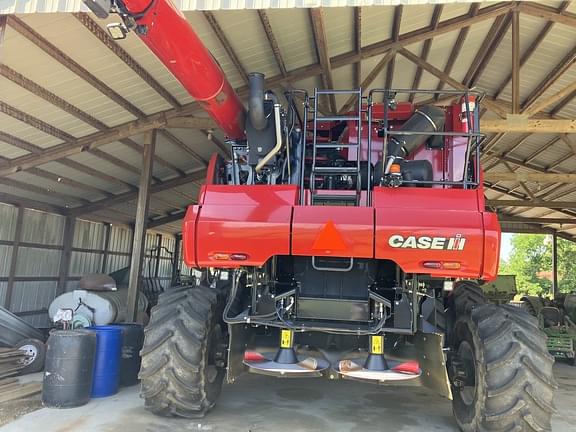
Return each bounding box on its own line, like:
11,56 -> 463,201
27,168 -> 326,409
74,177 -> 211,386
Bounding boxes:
500,234 -> 576,296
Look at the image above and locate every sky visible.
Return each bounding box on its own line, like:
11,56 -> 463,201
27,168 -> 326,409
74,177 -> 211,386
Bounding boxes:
500,233 -> 514,262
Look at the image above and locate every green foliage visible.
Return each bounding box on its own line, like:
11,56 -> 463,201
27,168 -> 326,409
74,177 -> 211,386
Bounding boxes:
500,234 -> 576,296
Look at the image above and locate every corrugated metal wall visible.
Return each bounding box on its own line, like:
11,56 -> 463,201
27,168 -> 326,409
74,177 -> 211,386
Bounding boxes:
0,202 -> 181,329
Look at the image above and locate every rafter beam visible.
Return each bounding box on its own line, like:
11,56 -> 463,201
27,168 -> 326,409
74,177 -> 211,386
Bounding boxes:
520,2 -> 576,28
0,4 -> 514,177
498,216 -> 576,225
73,12 -> 180,109
524,80 -> 576,117
385,6 -> 402,91
511,10 -> 520,114
258,10 -> 288,77
481,119 -> 576,133
353,7 -> 361,89
0,191 -> 67,214
521,44 -> 576,112
310,8 -> 337,114
203,11 -> 248,84
70,169 -> 206,216
339,50 -> 396,114
486,200 -> 576,209
397,48 -> 507,117
435,4 -> 479,98
148,210 -> 188,229
485,172 -> 576,184
463,13 -> 511,88
409,4 -> 442,103
495,2 -> 570,99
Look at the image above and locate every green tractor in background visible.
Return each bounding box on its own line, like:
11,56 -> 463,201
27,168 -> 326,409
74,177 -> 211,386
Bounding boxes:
514,290 -> 576,365
482,275 -> 576,364
482,275 -> 518,305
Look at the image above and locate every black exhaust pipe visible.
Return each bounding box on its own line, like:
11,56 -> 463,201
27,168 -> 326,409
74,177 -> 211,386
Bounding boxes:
248,72 -> 267,131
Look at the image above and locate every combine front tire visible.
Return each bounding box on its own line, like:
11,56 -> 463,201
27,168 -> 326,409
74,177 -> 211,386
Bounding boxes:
139,285 -> 228,418
451,304 -> 556,432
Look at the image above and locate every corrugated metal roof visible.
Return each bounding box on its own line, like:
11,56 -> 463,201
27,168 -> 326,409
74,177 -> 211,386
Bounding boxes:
0,1 -> 574,238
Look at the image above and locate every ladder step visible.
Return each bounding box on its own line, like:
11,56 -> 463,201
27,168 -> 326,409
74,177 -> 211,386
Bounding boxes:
312,194 -> 359,204
315,89 -> 361,95
313,166 -> 359,174
315,116 -> 360,122
315,143 -> 359,149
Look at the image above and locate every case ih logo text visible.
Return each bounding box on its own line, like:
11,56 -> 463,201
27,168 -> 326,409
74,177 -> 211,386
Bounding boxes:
388,234 -> 466,250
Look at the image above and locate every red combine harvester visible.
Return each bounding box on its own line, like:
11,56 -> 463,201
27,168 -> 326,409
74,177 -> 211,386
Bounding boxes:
86,1 -> 555,430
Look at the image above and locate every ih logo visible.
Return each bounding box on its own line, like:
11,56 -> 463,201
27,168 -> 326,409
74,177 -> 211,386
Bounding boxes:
388,234 -> 466,250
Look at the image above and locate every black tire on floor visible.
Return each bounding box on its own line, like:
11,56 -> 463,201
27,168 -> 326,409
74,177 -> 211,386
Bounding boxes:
452,280 -> 487,316
451,304 -> 556,432
139,284 -> 228,418
16,338 -> 46,374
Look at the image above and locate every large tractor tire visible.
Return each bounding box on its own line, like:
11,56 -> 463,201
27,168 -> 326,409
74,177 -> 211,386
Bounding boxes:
452,280 -> 487,316
451,304 -> 556,432
139,284 -> 228,418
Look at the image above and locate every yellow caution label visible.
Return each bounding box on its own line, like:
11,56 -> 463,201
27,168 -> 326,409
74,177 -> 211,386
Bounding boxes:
280,329 -> 293,348
370,335 -> 384,355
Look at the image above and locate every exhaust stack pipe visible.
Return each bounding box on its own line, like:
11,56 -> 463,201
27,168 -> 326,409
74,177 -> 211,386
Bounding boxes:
248,73 -> 267,131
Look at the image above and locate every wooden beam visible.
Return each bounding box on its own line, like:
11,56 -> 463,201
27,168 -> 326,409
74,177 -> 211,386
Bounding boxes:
161,130 -> 208,166
485,172 -> 576,184
0,177 -> 90,205
397,48 -> 507,117
310,8 -> 337,113
409,4 -> 443,103
511,10 -> 520,114
481,119 -> 576,133
499,216 -> 576,225
520,2 -> 576,28
353,7 -> 362,89
258,10 -> 288,77
551,90 -> 576,115
127,130 -> 156,321
339,50 -> 396,114
57,159 -> 136,191
495,2 -> 570,99
521,44 -> 576,111
435,4 -> 479,98
385,6 -> 403,91
4,206 -> 23,309
101,223 -> 111,273
56,216 -> 76,295
0,64 -> 181,176
7,16 -> 143,119
165,117 -> 218,129
0,4 -> 514,178
486,200 -> 576,209
0,191 -> 68,214
28,167 -> 112,197
203,11 -> 248,84
73,12 -> 180,109
69,169 -> 206,216
148,210 -> 187,229
466,13 -> 512,88
0,106 -> 190,177
524,80 -> 576,117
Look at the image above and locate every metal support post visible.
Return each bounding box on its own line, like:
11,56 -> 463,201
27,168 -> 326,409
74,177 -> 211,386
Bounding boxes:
57,216 -> 76,295
127,129 -> 156,322
552,232 -> 558,300
4,206 -> 24,309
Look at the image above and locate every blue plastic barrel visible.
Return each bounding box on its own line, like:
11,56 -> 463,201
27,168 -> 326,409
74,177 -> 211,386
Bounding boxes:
87,325 -> 122,398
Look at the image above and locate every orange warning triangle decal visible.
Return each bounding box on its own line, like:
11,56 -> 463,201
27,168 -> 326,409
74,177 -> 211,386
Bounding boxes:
312,220 -> 348,251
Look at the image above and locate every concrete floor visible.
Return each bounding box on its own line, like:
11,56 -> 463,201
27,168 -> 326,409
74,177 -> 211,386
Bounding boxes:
1,363 -> 575,432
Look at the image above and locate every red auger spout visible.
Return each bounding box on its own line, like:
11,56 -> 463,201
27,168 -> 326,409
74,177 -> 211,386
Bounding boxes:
121,0 -> 246,139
